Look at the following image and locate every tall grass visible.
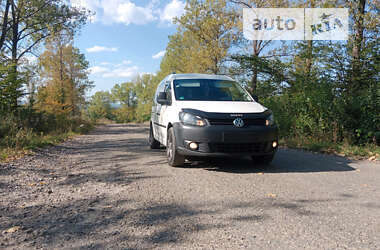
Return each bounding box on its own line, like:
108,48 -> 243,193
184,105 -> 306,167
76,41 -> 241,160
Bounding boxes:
0,109 -> 93,161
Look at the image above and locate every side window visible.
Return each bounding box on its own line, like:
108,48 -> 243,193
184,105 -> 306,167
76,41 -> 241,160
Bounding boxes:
164,81 -> 172,104
155,82 -> 165,103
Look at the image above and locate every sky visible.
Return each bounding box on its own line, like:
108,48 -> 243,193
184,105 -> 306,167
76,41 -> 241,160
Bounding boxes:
70,0 -> 186,95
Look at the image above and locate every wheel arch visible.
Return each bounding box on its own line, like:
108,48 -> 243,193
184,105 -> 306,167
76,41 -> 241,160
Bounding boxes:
167,122 -> 173,131
166,123 -> 174,141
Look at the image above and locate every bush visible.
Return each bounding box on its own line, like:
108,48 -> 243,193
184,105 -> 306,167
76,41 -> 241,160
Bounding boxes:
111,106 -> 136,123
0,108 -> 93,150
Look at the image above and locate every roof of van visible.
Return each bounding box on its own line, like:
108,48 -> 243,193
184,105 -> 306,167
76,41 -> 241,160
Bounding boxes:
167,73 -> 233,81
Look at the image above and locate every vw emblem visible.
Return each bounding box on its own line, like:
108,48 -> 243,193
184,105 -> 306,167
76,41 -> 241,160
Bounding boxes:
233,118 -> 244,128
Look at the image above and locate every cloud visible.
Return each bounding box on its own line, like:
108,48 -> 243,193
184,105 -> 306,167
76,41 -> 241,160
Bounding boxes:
89,66 -> 109,74
86,46 -> 118,53
71,0 -> 185,26
152,50 -> 166,59
71,0 -> 156,25
159,0 -> 185,23
71,0 -> 100,11
109,1 -> 156,25
102,66 -> 139,78
88,61 -> 139,79
71,0 -> 100,22
99,60 -> 132,67
116,60 -> 132,66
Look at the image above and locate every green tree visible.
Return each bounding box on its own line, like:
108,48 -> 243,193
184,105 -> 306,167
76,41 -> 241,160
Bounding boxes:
0,0 -> 89,113
111,82 -> 137,107
0,0 -> 11,50
134,74 -> 158,122
159,0 -> 237,75
87,91 -> 113,121
36,32 -> 93,116
230,0 -> 290,93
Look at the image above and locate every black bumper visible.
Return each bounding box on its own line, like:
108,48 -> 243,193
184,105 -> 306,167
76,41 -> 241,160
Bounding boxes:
173,122 -> 278,157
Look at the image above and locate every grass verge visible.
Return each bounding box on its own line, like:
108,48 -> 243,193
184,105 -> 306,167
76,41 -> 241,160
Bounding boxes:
0,125 -> 93,163
281,137 -> 379,161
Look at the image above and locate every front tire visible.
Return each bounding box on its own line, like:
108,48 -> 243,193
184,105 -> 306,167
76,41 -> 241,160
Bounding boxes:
149,123 -> 160,149
167,127 -> 185,167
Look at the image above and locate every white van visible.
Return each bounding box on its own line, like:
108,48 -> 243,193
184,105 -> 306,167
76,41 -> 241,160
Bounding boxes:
149,73 -> 278,167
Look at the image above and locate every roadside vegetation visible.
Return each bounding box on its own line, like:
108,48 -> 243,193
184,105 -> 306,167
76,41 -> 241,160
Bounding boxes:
0,0 -> 92,161
87,0 -> 379,159
1,0 -> 378,161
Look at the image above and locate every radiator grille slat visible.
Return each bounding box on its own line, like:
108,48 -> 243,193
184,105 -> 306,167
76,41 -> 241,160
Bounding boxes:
208,118 -> 266,126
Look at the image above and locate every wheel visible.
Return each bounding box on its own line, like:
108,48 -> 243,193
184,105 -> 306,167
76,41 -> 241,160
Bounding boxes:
167,127 -> 185,167
251,153 -> 275,165
149,123 -> 160,149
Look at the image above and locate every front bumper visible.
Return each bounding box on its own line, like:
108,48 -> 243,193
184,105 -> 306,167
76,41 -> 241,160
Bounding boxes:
173,122 -> 278,157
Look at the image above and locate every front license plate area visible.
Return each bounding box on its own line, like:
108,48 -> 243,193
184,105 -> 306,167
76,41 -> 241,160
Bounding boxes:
223,132 -> 260,143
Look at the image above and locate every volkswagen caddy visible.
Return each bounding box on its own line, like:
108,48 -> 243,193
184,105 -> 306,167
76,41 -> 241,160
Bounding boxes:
149,73 -> 278,167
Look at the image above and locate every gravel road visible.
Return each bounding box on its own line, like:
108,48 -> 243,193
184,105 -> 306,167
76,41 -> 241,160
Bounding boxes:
1,124 -> 379,249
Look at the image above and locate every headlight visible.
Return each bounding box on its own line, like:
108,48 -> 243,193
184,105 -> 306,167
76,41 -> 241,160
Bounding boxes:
266,114 -> 275,126
179,112 -> 207,126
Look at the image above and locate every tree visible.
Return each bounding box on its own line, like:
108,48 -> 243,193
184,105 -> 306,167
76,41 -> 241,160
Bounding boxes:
109,82 -> 138,123
111,82 -> 137,107
36,32 -> 93,116
0,0 -> 89,112
87,91 -> 113,121
134,74 -> 158,122
160,0 -> 237,75
0,0 -> 10,50
321,0 -> 380,143
230,0 -> 290,93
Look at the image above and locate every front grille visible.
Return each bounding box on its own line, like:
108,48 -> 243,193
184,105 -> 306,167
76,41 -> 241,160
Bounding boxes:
213,142 -> 267,153
208,118 -> 266,126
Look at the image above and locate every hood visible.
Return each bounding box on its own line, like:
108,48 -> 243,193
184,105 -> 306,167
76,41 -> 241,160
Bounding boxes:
175,101 -> 267,113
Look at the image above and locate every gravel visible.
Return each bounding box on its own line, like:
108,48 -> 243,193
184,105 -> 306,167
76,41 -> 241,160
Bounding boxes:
0,124 -> 379,249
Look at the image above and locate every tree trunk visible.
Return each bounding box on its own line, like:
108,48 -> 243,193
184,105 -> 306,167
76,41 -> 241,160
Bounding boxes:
0,0 -> 11,51
351,0 -> 366,92
305,0 -> 315,77
212,53 -> 219,74
251,65 -> 258,94
305,40 -> 313,77
58,40 -> 65,110
10,0 -> 19,111
250,40 -> 260,94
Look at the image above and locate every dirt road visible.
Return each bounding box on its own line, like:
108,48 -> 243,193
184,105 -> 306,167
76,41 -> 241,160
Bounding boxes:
1,124 -> 379,249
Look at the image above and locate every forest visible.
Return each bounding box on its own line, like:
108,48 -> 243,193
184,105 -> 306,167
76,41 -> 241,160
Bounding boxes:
0,0 -> 379,160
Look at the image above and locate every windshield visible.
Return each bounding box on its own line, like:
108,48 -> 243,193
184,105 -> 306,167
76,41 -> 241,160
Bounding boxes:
173,79 -> 253,102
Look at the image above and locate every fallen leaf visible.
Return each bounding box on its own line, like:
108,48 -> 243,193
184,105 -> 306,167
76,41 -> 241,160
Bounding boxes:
39,182 -> 47,185
368,156 -> 377,161
3,226 -> 20,234
267,193 -> 277,198
29,183 -> 36,187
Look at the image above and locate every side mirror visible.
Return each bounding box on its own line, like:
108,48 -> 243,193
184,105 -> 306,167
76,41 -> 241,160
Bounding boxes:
252,95 -> 259,102
157,92 -> 169,105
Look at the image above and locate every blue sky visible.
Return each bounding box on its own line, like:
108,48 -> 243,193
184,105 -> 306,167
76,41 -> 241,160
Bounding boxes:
70,0 -> 186,95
